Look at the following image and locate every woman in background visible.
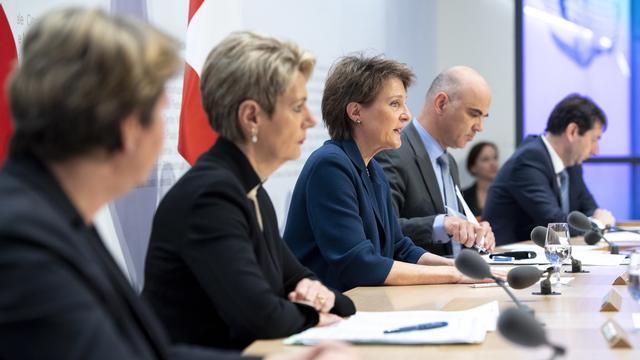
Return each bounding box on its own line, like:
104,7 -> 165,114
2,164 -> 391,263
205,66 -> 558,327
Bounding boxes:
143,31 -> 355,351
462,141 -> 499,217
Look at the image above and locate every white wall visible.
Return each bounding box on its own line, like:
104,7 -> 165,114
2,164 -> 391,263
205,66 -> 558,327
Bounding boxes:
432,0 -> 516,188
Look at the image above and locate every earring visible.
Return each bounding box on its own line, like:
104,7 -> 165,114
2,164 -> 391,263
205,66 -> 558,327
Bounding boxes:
251,128 -> 258,143
355,119 -> 362,125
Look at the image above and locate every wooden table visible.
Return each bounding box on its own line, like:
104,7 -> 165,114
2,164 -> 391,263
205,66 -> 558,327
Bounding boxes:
245,265 -> 640,359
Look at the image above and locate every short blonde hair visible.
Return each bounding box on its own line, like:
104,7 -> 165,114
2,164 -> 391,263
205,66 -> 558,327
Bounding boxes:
9,7 -> 181,161
200,31 -> 316,142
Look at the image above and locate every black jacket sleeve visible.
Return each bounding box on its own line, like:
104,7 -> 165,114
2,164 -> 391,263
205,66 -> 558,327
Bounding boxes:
277,236 -> 356,317
180,187 -> 319,340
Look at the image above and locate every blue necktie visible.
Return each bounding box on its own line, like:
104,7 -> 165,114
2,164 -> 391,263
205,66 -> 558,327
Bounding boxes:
437,153 -> 461,255
559,170 -> 569,214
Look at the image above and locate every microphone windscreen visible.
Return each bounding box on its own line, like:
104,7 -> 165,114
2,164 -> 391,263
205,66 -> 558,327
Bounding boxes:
567,211 -> 591,231
507,266 -> 542,289
497,307 -> 547,348
530,226 -> 547,248
454,248 -> 491,279
584,230 -> 602,245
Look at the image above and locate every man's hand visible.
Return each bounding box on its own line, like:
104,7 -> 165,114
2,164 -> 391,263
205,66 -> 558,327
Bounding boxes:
443,216 -> 496,251
592,208 -> 615,227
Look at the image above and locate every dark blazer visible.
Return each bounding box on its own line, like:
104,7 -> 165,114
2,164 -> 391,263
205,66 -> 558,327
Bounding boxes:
0,155 -> 253,360
462,183 -> 481,216
483,136 -> 598,245
283,139 -> 426,292
375,122 -> 461,256
143,138 -> 355,350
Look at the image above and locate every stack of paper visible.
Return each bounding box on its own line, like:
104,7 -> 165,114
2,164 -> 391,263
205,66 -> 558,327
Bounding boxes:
571,250 -> 626,266
602,231 -> 640,242
284,301 -> 499,345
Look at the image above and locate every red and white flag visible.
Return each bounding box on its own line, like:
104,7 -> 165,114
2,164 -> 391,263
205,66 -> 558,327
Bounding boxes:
0,4 -> 17,166
178,0 -> 240,165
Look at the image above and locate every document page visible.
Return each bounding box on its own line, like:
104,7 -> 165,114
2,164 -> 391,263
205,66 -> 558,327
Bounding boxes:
284,301 -> 499,345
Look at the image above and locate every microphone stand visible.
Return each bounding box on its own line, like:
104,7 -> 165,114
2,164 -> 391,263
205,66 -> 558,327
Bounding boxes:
567,235 -> 588,274
569,256 -> 586,273
532,267 -> 561,296
493,276 -> 535,316
549,343 -> 566,360
595,231 -> 619,254
603,234 -> 620,254
566,237 -> 588,273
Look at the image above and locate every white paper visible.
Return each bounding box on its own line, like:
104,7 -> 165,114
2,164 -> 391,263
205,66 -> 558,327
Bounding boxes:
571,251 -> 626,266
632,313 -> 640,330
284,301 -> 499,345
470,275 -> 572,288
601,231 -> 640,242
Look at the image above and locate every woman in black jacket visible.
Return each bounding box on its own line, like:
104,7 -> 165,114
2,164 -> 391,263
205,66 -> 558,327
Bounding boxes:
142,31 -> 355,351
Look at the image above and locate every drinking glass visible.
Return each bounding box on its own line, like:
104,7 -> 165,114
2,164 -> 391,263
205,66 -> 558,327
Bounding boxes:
544,223 -> 572,286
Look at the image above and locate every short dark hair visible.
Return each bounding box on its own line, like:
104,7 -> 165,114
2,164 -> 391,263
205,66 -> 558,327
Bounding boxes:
321,54 -> 415,140
545,94 -> 607,136
466,141 -> 498,173
9,8 -> 180,162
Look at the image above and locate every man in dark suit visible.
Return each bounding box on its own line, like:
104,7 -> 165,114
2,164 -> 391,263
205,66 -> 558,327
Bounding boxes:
0,8 -> 354,360
376,66 -> 496,256
483,94 -> 615,245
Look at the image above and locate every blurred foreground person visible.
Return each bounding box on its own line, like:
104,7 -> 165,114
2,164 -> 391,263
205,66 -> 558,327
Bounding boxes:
0,8 -> 355,360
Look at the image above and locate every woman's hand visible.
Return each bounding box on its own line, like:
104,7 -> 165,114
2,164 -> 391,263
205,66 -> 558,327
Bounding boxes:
317,313 -> 342,327
289,278 -> 335,313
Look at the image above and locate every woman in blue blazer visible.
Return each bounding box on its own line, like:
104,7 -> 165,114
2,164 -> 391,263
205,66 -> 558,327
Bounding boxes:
284,55 -> 491,291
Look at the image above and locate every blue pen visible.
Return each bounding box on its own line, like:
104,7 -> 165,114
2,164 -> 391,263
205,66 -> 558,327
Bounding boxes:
491,256 -> 514,262
383,321 -> 448,334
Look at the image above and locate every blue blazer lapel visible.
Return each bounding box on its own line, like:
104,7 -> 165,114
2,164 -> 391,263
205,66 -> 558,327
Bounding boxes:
341,140 -> 385,227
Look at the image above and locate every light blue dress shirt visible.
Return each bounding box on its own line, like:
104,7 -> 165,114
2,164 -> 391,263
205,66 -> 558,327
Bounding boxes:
412,119 -> 453,245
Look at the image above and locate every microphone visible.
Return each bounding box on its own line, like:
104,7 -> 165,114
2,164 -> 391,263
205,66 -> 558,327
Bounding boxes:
507,265 -> 543,289
567,211 -> 594,231
567,211 -> 619,254
507,265 -> 559,296
584,230 -> 619,254
455,249 -> 533,314
497,307 -> 566,359
530,226 -> 585,273
530,226 -> 547,248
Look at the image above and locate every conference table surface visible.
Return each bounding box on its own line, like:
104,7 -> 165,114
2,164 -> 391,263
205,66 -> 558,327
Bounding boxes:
244,241 -> 640,360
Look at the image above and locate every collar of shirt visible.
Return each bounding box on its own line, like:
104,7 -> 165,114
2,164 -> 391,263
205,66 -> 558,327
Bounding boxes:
207,136 -> 263,193
541,134 -> 566,175
413,118 -> 447,170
